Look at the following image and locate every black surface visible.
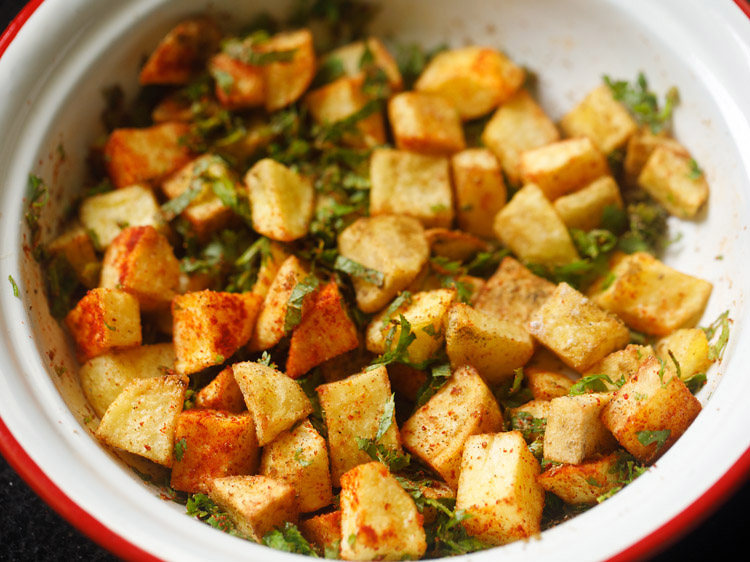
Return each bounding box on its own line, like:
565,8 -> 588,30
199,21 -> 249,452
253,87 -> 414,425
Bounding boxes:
1,1 -> 749,561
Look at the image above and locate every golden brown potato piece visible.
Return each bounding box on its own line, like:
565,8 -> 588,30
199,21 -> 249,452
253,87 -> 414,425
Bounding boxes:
525,367 -> 574,400
424,228 -> 489,262
623,126 -> 688,187
655,329 -> 711,382
300,511 -> 342,556
46,225 -> 100,288
251,242 -> 291,299
194,366 -> 246,413
537,452 -> 623,504
323,37 -> 403,92
388,91 -> 466,155
260,29 -> 317,112
553,176 -> 624,232
209,52 -> 266,110
582,344 -> 655,388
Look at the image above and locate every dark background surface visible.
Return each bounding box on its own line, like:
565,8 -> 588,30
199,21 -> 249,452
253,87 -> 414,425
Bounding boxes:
0,0 -> 748,561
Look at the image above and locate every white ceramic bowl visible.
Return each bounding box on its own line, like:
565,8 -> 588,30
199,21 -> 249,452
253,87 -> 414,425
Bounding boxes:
1,1 -> 750,560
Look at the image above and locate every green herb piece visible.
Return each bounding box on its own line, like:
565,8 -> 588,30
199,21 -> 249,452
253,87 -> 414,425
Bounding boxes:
54,365 -> 67,377
684,372 -> 707,394
495,367 -> 533,409
603,72 -> 679,133
25,174 -> 49,256
509,411 -> 547,442
355,438 -> 411,472
284,275 -> 321,333
569,374 -> 617,395
702,310 -> 730,361
103,320 -> 116,332
426,508 -> 491,557
222,36 -> 297,65
596,452 -> 650,503
667,350 -> 682,380
656,356 -> 668,387
161,185 -> 203,219
313,56 -> 346,87
369,314 -> 417,368
186,493 -> 240,535
263,522 -> 319,556
313,99 -> 382,145
570,229 -> 617,260
296,368 -> 327,439
215,354 -> 225,365
688,158 -> 703,180
183,389 -> 195,411
257,351 -> 278,369
414,362 -> 452,408
380,292 -> 413,329
8,275 -> 19,298
395,43 -> 447,90
347,533 -> 357,547
294,447 -> 313,467
212,68 -> 235,94
619,200 -> 669,255
174,438 -> 188,462
333,255 -> 384,287
636,429 -> 671,450
465,248 -> 511,277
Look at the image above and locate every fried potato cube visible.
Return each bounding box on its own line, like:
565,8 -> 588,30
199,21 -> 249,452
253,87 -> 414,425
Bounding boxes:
415,46 -> 524,121
623,126 -> 688,187
171,409 -> 259,493
338,215 -> 429,313
208,475 -> 299,541
251,242 -> 291,299
249,255 -> 309,351
590,252 -> 713,336
65,288 -> 142,362
369,148 -> 453,228
172,290 -> 262,375
388,92 -> 465,155
316,366 -> 402,486
209,53 -> 265,110
508,400 -> 551,443
324,37 -> 403,92
655,329 -> 711,381
525,367 -> 573,400
424,228 -> 489,262
445,303 -> 534,385
520,136 -> 610,201
638,145 -> 709,219
79,343 -> 175,418
245,158 -> 314,242
528,282 -> 630,372
493,184 -> 579,266
450,148 -> 507,238
553,176 -> 624,231
260,419 -> 332,513
287,282 -> 360,379
47,225 -> 99,288
456,431 -> 544,546
139,16 -> 221,85
260,29 -> 316,112
79,184 -> 167,249
537,452 -> 622,504
300,511 -> 342,555
340,462 -> 426,561
104,122 -> 194,189
601,356 -> 702,463
560,84 -> 638,154
401,365 -> 503,489
543,393 -> 617,464
366,289 -> 456,366
194,366 -> 246,413
305,76 -> 386,148
100,226 -> 180,311
95,374 -> 187,467
582,344 -> 655,388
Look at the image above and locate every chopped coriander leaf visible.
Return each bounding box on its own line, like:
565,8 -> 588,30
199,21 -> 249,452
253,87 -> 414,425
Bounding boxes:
333,255 -> 385,287
395,42 -> 448,90
636,429 -> 671,450
222,36 -> 298,65
313,56 -> 346,87
495,367 -> 533,409
570,228 -> 617,260
667,350 -> 682,379
381,292 -> 412,329
569,374 -> 617,395
619,200 -> 669,255
44,255 -> 81,319
603,72 -> 679,133
25,174 -> 49,246
263,522 -> 319,556
465,247 -> 511,277
257,351 -> 278,369
313,99 -> 382,145
296,369 -> 327,438
376,393 -> 396,440
356,437 -> 411,471
509,411 -> 547,442
426,508 -> 491,557
688,158 -> 703,180
186,493 -> 240,535
702,310 -> 731,361
161,184 -> 203,219
174,438 -> 188,462
684,372 -> 707,394
212,68 -> 235,94
8,275 -> 19,298
369,314 -> 417,368
294,447 -> 313,467
414,362 -> 452,408
284,275 -> 321,333
324,540 -> 341,559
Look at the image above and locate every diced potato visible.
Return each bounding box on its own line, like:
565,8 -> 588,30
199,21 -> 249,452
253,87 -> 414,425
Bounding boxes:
337,215 -> 429,313
528,282 -> 630,372
537,452 -> 622,504
482,89 -> 560,186
508,400 -> 551,443
386,363 -> 428,404
601,356 -> 701,463
194,366 -> 246,413
401,365 -> 503,489
172,290 -> 263,375
65,288 -> 142,362
316,366 -> 402,486
260,29 -> 316,111
79,343 -> 175,418
151,92 -> 211,123
553,176 -> 623,231
95,374 -> 187,467
424,228 -> 489,262
524,367 -> 573,400
560,84 -> 638,155
519,137 -> 610,201
139,17 -> 222,85
251,242 -> 291,299
260,419 -> 333,513
623,126 -> 688,187
209,53 -> 266,110
340,462 -> 426,561
47,225 -> 100,288
543,393 -> 617,464
445,302 -> 534,386
638,145 -> 709,219
582,344 -> 655,389
232,361 -> 313,447
493,184 -> 579,266
590,252 -> 713,336
415,46 -> 524,120
103,122 -> 194,190
245,158 -> 314,242
171,409 -> 259,493
450,148 -> 507,238
369,148 -> 453,228
655,329 -> 711,381
388,92 -> 466,155
79,185 -> 167,249
323,38 -> 403,92
300,511 -> 342,556
456,431 -> 544,546
208,475 -> 299,541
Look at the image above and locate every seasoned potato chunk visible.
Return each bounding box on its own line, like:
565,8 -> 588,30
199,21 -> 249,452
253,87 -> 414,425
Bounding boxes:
582,344 -> 655,388
528,282 -> 630,372
209,52 -> 266,110
388,92 -> 465,155
553,176 -> 623,232
46,225 -> 100,288
623,126 -> 688,187
251,242 -> 291,299
95,374 -> 187,467
537,452 -> 622,504
300,511 -> 342,556
456,431 -> 544,546
260,29 -> 316,111
450,148 -> 507,238
340,462 -> 426,561
323,38 -> 403,92
525,367 -> 574,400
194,366 -> 247,413
655,329 -> 711,382
424,228 -> 489,262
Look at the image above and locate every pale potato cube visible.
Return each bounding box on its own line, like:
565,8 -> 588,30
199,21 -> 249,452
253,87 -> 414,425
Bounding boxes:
560,84 -> 638,155
194,366 -> 246,413
260,419 -> 332,513
590,252 -> 713,336
340,462 -> 426,561
582,344 -> 655,388
623,126 -> 688,187
415,46 -> 524,120
528,282 -> 630,372
456,431 -> 544,546
481,89 -> 560,186
95,374 -> 187,467
323,38 -> 403,92
537,452 -> 622,504
369,148 -> 453,228
172,290 -> 262,375
47,225 -> 99,288
260,29 -> 316,111
300,511 -> 342,556
337,215 -> 429,313
316,366 -> 402,486
79,343 -> 175,418
209,52 -> 265,110
508,400 -> 551,443
388,92 -> 465,155
445,303 -> 534,385
638,145 -> 709,219
520,137 -> 610,201
493,184 -> 579,266
601,356 -> 701,463
451,148 -> 507,238
65,288 -> 142,362
655,329 -> 711,381
553,176 -> 624,231
232,361 -> 313,447
401,365 -> 503,489
525,367 -> 574,400
424,228 -> 489,262
251,242 -> 291,299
